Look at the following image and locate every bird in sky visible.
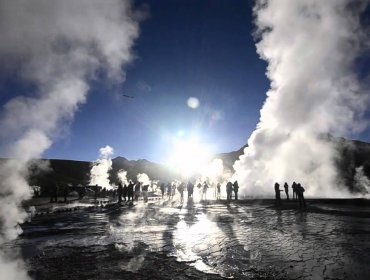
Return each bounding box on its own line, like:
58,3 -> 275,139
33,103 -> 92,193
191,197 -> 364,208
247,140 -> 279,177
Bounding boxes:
122,94 -> 135,99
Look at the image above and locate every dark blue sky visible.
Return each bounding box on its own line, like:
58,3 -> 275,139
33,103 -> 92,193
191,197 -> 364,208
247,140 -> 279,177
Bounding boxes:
44,0 -> 269,162
1,0 -> 368,163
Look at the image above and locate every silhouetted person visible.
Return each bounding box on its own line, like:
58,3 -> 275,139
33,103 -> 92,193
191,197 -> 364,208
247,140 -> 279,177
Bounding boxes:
160,183 -> 166,198
274,182 -> 282,205
226,181 -> 233,202
122,184 -> 128,201
187,181 -> 194,198
134,182 -> 141,201
171,183 -> 176,197
201,182 -> 208,200
127,181 -> 134,201
233,181 -> 239,200
216,183 -> 221,200
178,182 -> 185,202
94,184 -> 99,200
50,184 -> 58,203
284,182 -> 289,201
292,182 -> 297,200
117,183 -> 123,203
63,185 -> 68,203
296,183 -> 306,208
142,184 -> 149,203
167,183 -> 172,198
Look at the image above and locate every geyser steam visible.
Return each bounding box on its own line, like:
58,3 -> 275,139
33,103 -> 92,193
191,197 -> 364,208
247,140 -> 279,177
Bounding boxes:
234,0 -> 370,197
90,145 -> 114,189
0,0 -> 140,279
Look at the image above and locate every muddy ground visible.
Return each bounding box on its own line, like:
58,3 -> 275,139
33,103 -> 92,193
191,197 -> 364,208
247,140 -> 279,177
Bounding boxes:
6,197 -> 370,279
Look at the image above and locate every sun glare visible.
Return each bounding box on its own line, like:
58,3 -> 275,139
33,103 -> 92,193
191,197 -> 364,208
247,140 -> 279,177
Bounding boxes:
167,137 -> 212,177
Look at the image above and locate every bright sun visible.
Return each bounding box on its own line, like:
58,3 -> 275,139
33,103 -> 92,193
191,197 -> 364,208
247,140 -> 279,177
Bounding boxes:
167,137 -> 212,177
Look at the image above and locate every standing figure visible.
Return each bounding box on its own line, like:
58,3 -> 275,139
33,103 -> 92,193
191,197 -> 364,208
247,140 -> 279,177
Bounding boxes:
167,183 -> 172,199
216,183 -> 221,200
274,182 -> 282,205
172,183 -> 177,198
201,182 -> 208,200
122,184 -> 128,201
296,183 -> 306,208
160,183 -> 166,198
50,184 -> 58,203
117,183 -> 123,203
226,181 -> 233,202
63,185 -> 68,203
142,184 -> 149,203
233,181 -> 239,200
187,181 -> 194,198
178,182 -> 185,202
127,181 -> 134,201
292,182 -> 297,200
284,182 -> 289,201
134,182 -> 141,201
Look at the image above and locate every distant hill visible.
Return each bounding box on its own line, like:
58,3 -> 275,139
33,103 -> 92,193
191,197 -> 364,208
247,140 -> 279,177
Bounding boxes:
110,156 -> 179,183
1,137 -> 370,195
214,144 -> 247,171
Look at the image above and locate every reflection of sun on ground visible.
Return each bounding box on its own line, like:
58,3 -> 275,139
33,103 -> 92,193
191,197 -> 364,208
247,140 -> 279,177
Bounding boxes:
173,212 -> 223,273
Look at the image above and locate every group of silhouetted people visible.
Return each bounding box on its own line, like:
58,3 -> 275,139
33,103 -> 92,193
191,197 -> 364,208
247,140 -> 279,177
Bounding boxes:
117,181 -> 151,203
274,181 -> 306,208
226,181 -> 239,202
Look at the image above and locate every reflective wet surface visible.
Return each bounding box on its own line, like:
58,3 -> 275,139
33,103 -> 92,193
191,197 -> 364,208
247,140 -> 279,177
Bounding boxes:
8,198 -> 370,279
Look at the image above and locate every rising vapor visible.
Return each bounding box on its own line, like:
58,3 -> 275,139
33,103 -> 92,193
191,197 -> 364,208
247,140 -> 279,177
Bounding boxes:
90,145 -> 115,189
0,1 -> 140,279
233,0 -> 370,197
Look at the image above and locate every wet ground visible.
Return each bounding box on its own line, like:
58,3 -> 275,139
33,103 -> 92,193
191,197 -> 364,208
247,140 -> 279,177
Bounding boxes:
6,196 -> 370,279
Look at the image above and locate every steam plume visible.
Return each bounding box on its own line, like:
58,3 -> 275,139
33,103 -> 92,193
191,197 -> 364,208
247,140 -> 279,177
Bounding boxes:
137,173 -> 151,186
0,0 -> 140,278
117,169 -> 129,185
90,146 -> 114,189
233,0 -> 370,197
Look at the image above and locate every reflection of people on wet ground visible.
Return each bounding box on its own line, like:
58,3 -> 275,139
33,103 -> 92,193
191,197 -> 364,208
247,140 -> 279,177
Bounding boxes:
178,182 -> 185,202
226,181 -> 233,202
216,183 -> 221,200
127,181 -> 134,201
134,182 -> 141,201
274,182 -> 282,205
117,183 -> 123,203
187,181 -> 194,198
292,182 -> 297,200
201,181 -> 208,200
284,182 -> 289,201
50,184 -> 58,203
142,184 -> 149,203
160,183 -> 166,198
122,184 -> 128,201
296,183 -> 306,208
233,181 -> 239,200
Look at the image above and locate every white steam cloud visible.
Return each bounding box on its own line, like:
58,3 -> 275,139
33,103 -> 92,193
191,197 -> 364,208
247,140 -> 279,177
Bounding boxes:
117,169 -> 129,185
354,166 -> 370,197
233,0 -> 370,197
0,0 -> 140,278
137,173 -> 151,186
90,145 -> 114,189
